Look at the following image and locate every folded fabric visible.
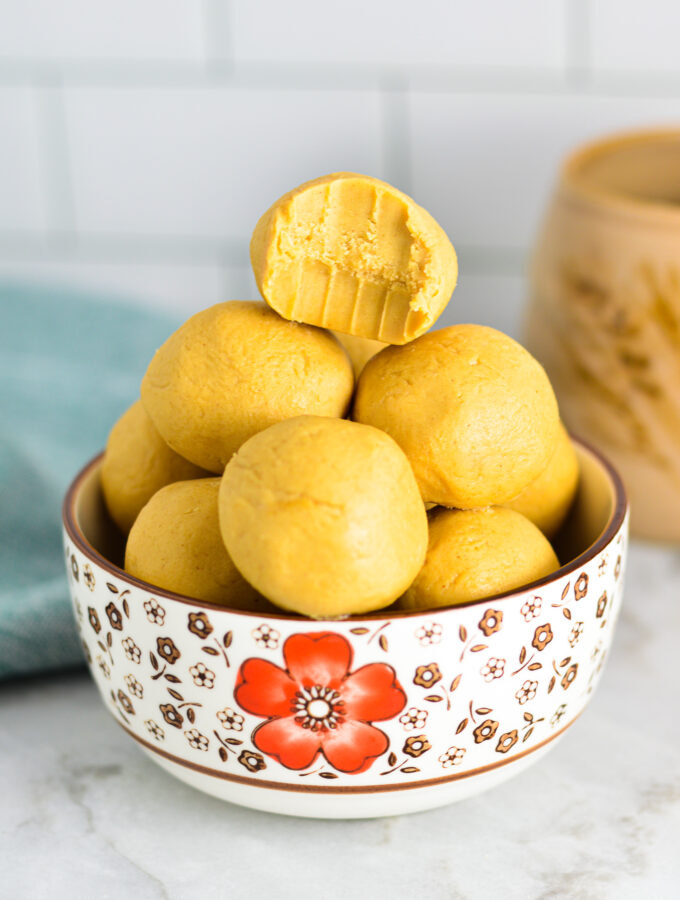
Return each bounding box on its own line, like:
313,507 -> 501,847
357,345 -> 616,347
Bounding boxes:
0,282 -> 178,679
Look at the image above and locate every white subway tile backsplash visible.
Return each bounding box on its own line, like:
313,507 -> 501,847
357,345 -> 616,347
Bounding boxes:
63,87 -> 384,239
409,91 -> 680,251
229,1 -> 567,70
0,87 -> 47,231
590,0 -> 680,73
0,1 -> 205,62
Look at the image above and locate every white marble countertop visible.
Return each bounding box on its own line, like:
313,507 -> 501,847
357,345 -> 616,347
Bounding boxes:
2,541 -> 680,900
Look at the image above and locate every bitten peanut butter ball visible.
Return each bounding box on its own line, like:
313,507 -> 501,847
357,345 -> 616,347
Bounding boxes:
218,416 -> 428,618
101,400 -> 209,534
400,507 -> 560,610
125,478 -> 270,611
250,173 -> 458,344
354,324 -> 560,509
141,301 -> 354,473
505,423 -> 579,538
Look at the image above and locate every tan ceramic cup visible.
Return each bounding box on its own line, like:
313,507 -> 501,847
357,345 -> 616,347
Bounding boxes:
527,129 -> 680,543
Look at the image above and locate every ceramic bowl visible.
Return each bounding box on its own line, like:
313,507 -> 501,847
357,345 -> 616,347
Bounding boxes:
62,439 -> 627,819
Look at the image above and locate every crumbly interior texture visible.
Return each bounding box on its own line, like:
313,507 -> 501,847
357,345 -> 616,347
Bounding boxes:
250,173 -> 458,344
504,423 -> 579,538
332,331 -> 387,378
101,400 -> 208,534
354,324 -> 561,508
400,507 -> 560,610
125,478 -> 270,611
218,415 -> 428,618
141,301 -> 354,473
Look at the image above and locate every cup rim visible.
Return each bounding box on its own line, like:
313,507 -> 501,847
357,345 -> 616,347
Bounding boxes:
62,437 -> 627,621
560,127 -> 680,225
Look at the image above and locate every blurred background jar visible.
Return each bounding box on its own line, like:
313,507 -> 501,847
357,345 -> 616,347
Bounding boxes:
527,129 -> 680,543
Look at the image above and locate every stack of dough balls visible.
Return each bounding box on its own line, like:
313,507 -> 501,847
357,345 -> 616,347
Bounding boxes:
99,171 -> 579,618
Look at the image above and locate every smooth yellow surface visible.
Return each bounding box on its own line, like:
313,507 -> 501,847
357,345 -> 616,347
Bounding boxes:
354,324 -> 560,508
400,507 -> 560,610
505,423 -> 579,538
332,331 -> 386,378
219,416 -> 428,618
101,400 -> 208,534
250,173 -> 458,344
125,478 -> 269,611
141,301 -> 354,473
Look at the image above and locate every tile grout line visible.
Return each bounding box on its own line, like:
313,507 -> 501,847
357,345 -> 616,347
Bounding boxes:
564,0 -> 592,89
379,82 -> 412,194
33,77 -> 77,237
201,0 -> 233,71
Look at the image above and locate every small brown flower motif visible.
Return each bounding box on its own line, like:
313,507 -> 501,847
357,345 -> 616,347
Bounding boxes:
122,637 -> 141,663
403,735 -> 431,758
473,719 -> 499,743
520,597 -> 542,621
124,674 -> 143,699
157,636 -> 181,664
96,655 -> 111,679
252,624 -> 279,650
532,623 -> 553,651
145,719 -> 165,741
117,690 -> 135,715
159,703 -> 183,729
105,602 -> 123,631
614,556 -> 621,580
189,661 -> 215,689
399,707 -> 428,731
480,657 -> 505,681
496,730 -> 519,754
238,749 -> 266,772
184,728 -> 209,751
70,555 -> 79,581
569,622 -> 584,647
143,598 -> 166,625
515,679 -> 538,705
561,664 -> 578,690
413,663 -> 442,688
82,564 -> 95,591
596,592 -> 607,619
415,623 -> 443,646
217,707 -> 244,731
188,612 -> 213,639
550,703 -> 567,726
88,607 -> 101,635
81,641 -> 92,664
439,747 -> 466,768
574,573 -> 589,600
478,609 -> 503,636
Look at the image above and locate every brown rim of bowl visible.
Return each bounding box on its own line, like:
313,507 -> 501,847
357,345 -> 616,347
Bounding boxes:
62,436 -> 627,622
559,127 -> 680,226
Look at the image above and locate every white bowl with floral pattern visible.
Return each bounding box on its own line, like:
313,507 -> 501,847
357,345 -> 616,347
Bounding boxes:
62,438 -> 627,818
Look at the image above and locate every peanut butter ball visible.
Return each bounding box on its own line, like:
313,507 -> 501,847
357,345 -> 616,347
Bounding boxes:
505,423 -> 579,538
332,331 -> 386,378
101,400 -> 208,534
250,173 -> 458,344
125,478 -> 269,611
219,416 -> 428,618
141,301 -> 354,473
354,324 -> 560,508
400,507 -> 560,610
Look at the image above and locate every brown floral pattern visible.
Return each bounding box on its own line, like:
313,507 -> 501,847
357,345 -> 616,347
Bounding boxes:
88,607 -> 101,635
143,598 -> 166,625
568,622 -> 584,647
439,747 -> 466,767
496,730 -> 519,754
520,597 -> 542,621
574,573 -> 589,600
403,735 -> 431,758
480,657 -> 505,681
189,662 -> 215,689
83,563 -> 95,591
415,623 -> 443,645
157,636 -> 180,664
105,602 -> 123,631
70,555 -> 79,581
144,719 -> 164,741
561,664 -> 578,690
413,663 -> 442,688
188,612 -> 213,639
252,624 -> 279,649
159,703 -> 183,729
479,609 -> 503,636
399,707 -> 428,731
596,593 -> 608,618
550,704 -> 567,726
217,707 -> 244,731
238,749 -> 266,772
473,719 -> 499,743
532,623 -> 554,651
184,728 -> 209,751
117,690 -> 135,715
122,637 -> 141,663
515,680 -> 538,705
124,674 -> 143,699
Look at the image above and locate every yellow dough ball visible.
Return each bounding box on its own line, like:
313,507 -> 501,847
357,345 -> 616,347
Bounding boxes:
354,324 -> 560,508
250,173 -> 458,345
332,331 -> 387,378
400,507 -> 560,610
505,423 -> 579,538
219,416 -> 428,618
101,400 -> 208,534
141,301 -> 354,473
125,478 -> 269,611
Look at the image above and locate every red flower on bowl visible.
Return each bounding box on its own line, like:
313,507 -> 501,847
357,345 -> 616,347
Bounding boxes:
234,632 -> 407,774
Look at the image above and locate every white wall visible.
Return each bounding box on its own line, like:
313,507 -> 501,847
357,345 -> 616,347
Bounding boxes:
1,0 -> 679,336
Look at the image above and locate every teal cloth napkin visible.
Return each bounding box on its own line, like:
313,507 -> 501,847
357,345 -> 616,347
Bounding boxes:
0,282 -> 179,679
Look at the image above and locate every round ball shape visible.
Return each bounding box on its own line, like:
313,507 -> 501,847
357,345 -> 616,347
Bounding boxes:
332,331 -> 386,378
141,301 -> 354,473
101,400 -> 208,534
505,423 -> 579,538
218,416 -> 428,618
125,478 -> 268,611
354,324 -> 560,508
400,507 -> 560,610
